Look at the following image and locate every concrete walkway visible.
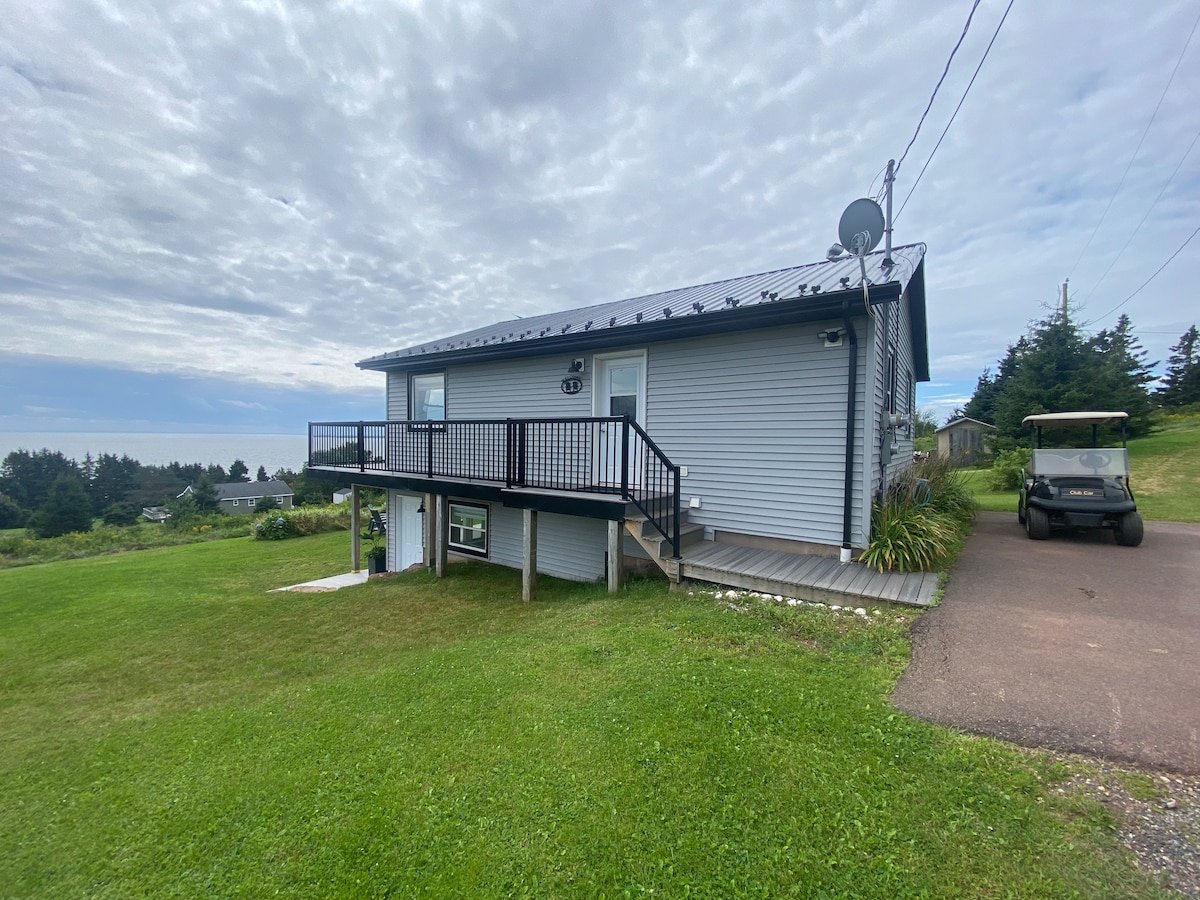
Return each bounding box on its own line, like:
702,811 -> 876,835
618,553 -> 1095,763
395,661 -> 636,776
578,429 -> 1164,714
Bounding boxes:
892,511 -> 1200,774
271,571 -> 369,593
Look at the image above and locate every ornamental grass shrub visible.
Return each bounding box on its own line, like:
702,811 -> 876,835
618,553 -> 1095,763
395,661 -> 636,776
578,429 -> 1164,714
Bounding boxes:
861,457 -> 977,573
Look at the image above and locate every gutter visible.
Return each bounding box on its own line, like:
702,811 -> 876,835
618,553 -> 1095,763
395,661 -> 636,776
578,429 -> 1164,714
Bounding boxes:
840,298 -> 859,564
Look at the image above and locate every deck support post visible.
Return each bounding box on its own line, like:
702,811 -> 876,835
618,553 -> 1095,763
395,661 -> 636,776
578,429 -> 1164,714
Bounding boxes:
350,484 -> 361,572
435,495 -> 449,577
422,492 -> 435,568
522,509 -> 538,601
607,519 -> 623,593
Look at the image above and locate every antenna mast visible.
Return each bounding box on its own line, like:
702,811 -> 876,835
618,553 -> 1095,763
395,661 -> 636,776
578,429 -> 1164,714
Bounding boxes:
883,158 -> 895,266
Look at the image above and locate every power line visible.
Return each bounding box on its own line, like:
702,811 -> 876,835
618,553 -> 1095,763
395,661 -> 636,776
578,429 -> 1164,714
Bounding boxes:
1090,224 -> 1200,324
895,0 -> 1014,222
893,0 -> 982,177
1066,6 -> 1200,279
1078,123 -> 1200,309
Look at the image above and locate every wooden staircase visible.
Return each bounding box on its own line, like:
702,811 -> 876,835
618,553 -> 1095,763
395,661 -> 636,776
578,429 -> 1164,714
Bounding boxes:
624,510 -> 937,608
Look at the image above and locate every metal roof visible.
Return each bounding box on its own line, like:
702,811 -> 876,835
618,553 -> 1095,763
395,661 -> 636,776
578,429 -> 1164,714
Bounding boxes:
215,480 -> 294,500
358,243 -> 926,376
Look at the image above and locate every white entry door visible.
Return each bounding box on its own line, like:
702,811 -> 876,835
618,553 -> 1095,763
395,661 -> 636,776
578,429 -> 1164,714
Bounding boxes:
391,493 -> 424,571
593,352 -> 646,488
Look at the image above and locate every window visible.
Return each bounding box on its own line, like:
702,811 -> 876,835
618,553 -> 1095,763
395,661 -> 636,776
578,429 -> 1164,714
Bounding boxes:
248,498 -> 256,507
232,499 -> 239,506
410,372 -> 446,421
448,503 -> 488,557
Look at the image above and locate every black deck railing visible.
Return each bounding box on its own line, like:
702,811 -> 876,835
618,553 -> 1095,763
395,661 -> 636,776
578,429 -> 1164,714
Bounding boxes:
308,418 -> 682,558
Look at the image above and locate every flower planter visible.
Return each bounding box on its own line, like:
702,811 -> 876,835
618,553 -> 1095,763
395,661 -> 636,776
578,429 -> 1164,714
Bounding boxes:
368,554 -> 387,575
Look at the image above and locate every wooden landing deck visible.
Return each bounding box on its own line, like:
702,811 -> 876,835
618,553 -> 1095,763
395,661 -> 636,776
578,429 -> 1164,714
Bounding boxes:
680,541 -> 939,607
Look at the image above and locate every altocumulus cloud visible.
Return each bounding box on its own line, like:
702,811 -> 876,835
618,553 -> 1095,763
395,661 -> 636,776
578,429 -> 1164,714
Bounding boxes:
0,0 -> 1197,427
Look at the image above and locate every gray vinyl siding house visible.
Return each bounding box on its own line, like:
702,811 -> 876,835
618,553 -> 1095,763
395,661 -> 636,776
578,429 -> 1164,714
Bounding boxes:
214,480 -> 294,514
308,243 -> 929,592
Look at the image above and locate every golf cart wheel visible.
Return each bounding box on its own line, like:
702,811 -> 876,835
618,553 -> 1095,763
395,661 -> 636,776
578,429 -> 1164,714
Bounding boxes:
1026,506 -> 1050,540
1115,511 -> 1144,547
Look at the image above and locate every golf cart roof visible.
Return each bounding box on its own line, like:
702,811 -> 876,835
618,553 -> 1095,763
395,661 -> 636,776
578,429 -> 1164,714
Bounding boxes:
1021,411 -> 1129,427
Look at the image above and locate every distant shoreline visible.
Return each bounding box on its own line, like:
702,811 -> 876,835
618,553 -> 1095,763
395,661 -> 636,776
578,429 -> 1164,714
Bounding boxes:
1,432 -> 310,474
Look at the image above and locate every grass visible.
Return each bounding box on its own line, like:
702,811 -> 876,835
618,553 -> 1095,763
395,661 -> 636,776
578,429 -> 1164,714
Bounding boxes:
962,416 -> 1200,522
0,535 -> 1170,898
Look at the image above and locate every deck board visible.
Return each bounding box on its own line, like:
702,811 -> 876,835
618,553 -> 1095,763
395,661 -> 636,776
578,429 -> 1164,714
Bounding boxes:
679,540 -> 936,607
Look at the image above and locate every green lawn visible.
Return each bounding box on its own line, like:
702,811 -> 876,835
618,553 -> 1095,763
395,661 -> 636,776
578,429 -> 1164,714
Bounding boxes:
0,534 -> 1167,898
963,418 -> 1200,522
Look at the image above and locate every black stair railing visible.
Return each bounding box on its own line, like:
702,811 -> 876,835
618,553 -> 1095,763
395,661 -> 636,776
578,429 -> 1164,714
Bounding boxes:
309,417 -> 681,559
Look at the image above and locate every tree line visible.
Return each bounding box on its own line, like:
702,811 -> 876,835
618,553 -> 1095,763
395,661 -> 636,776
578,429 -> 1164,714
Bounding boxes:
958,313 -> 1198,450
0,451 -> 341,537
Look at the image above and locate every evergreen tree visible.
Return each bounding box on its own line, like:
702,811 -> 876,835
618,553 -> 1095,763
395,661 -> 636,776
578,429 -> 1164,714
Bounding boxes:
229,459 -> 250,482
962,309 -> 1156,448
256,465 -> 269,482
190,475 -> 220,513
256,493 -> 280,512
89,453 -> 141,515
0,449 -> 80,512
1157,324 -> 1200,407
0,491 -> 25,529
1086,314 -> 1156,436
28,474 -> 94,538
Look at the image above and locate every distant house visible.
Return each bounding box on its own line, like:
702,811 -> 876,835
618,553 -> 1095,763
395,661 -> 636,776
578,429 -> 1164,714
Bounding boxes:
936,417 -> 994,465
332,488 -> 353,504
306,242 -> 931,602
214,480 -> 294,514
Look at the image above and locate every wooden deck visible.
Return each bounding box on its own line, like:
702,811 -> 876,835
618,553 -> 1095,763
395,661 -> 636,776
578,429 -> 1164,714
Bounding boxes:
679,541 -> 939,607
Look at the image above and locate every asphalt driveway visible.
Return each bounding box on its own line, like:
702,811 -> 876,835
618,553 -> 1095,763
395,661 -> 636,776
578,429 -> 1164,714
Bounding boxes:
892,511 -> 1200,774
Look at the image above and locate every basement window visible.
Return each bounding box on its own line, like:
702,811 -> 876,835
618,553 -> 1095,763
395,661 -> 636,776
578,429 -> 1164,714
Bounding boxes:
448,503 -> 488,557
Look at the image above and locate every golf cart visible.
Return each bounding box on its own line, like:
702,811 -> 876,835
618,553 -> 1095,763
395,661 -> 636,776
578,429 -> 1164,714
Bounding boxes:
1017,411 -> 1143,547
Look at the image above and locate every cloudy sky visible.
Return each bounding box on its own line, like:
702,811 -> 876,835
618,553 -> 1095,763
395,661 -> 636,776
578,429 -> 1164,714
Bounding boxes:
2,0 -> 1197,433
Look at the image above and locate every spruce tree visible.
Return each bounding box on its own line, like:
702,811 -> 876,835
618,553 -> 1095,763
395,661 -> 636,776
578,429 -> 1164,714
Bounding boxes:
28,474 -> 94,538
1086,314 -> 1156,435
1157,324 -> 1199,407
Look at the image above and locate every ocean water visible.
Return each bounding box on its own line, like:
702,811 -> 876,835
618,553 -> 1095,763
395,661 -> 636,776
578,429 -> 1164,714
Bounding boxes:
0,432 -> 310,475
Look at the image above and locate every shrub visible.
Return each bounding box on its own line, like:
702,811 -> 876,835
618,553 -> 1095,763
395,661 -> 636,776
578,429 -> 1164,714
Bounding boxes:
254,515 -> 295,540
987,447 -> 1032,492
102,501 -> 141,527
251,505 -> 351,541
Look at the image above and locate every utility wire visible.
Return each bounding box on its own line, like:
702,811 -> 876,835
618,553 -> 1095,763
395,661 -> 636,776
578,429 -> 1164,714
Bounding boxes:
1078,123 -> 1200,312
1090,224 -> 1200,323
894,0 -> 982,177
895,0 -> 1014,222
1066,7 -> 1200,279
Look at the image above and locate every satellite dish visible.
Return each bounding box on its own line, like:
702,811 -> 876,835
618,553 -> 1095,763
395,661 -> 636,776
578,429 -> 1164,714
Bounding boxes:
837,198 -> 885,256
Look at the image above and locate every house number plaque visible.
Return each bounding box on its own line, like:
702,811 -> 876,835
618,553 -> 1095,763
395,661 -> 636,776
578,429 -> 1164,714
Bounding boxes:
560,376 -> 583,394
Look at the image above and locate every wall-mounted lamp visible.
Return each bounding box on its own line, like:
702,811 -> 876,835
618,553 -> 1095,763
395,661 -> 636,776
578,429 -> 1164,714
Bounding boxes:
568,358 -> 585,374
